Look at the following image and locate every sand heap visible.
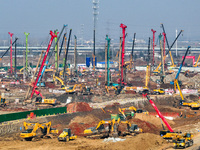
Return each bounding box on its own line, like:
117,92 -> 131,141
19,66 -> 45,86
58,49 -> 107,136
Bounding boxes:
135,113 -> 175,128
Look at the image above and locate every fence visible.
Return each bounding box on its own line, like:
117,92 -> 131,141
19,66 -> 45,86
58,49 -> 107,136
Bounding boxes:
0,107 -> 67,123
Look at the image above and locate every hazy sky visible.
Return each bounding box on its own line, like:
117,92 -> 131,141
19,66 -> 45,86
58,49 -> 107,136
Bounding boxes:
0,0 -> 200,44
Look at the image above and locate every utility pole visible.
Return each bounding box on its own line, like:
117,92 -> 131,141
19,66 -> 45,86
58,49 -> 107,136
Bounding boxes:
24,32 -> 30,73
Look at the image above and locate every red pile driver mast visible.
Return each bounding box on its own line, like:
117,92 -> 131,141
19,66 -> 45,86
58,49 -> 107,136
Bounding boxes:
151,29 -> 156,66
143,94 -> 174,132
162,32 -> 166,64
120,23 -> 127,85
8,32 -> 14,74
30,31 -> 56,99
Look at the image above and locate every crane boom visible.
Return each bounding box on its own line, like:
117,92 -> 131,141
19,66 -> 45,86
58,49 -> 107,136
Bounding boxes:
30,31 -> 57,98
145,94 -> 174,132
153,29 -> 183,74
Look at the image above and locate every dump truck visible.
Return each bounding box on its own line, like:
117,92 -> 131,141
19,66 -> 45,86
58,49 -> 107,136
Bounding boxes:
58,128 -> 77,142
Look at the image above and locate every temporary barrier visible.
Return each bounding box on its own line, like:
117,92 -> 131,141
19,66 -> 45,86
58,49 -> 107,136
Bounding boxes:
0,107 -> 67,123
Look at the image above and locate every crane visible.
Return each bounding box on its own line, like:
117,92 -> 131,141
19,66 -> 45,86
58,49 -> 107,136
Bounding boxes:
153,27 -> 183,75
30,31 -> 57,99
36,24 -> 67,86
119,23 -> 127,86
193,54 -> 200,67
170,46 -> 191,103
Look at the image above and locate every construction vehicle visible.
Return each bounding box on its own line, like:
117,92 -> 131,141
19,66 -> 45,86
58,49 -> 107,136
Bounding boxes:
173,133 -> 193,149
143,94 -> 179,140
35,97 -> 57,106
84,119 -> 113,138
58,128 -> 77,142
118,119 -> 143,136
153,27 -> 183,75
20,122 -> 42,141
105,85 -> 118,94
193,54 -> 200,67
20,121 -> 58,141
53,74 -> 66,89
170,46 -> 191,106
65,84 -> 86,94
182,101 -> 200,110
153,88 -> 165,95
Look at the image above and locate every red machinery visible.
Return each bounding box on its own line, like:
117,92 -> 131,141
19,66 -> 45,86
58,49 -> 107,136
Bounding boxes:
30,31 -> 56,98
8,32 -> 14,74
143,94 -> 174,132
151,29 -> 156,66
120,23 -> 127,85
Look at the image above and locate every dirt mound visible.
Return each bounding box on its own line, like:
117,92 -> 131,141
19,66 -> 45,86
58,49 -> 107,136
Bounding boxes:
135,113 -> 175,128
68,122 -> 97,136
67,102 -> 93,113
78,133 -> 166,150
69,114 -> 101,124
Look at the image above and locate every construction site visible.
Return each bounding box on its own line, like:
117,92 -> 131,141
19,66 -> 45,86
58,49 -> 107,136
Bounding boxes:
1,18 -> 200,149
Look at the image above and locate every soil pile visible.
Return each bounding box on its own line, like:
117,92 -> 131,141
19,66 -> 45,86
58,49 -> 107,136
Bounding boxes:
135,113 -> 175,128
67,102 -> 93,113
69,114 -> 101,124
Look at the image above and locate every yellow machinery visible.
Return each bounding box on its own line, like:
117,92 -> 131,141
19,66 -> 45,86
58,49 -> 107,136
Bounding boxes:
194,54 -> 200,67
66,84 -> 86,94
153,88 -> 165,95
58,128 -> 77,142
20,121 -> 58,141
84,119 -> 113,138
182,101 -> 200,110
105,85 -> 118,94
35,97 -> 57,106
59,68 -> 71,76
53,75 -> 66,89
173,133 -> 193,149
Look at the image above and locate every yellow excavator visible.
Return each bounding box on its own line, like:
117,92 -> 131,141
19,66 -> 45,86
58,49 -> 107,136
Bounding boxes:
66,84 -> 88,94
105,85 -> 118,94
84,119 -> 113,138
58,128 -> 77,142
20,121 -> 58,141
53,75 -> 66,89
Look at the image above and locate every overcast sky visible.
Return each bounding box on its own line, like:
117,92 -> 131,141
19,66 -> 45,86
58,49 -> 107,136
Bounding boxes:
0,0 -> 199,44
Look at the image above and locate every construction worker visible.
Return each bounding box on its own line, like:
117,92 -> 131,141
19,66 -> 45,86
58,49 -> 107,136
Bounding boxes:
180,111 -> 183,117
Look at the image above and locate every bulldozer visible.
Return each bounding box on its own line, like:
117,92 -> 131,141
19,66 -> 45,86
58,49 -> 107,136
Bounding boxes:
20,121 -> 58,141
58,128 -> 77,142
